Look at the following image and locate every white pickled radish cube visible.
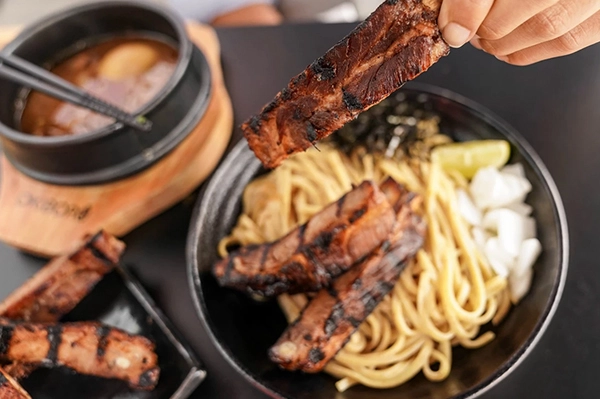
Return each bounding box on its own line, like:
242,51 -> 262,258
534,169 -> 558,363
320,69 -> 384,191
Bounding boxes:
513,238 -> 542,278
509,268 -> 533,304
505,201 -> 533,216
497,210 -> 527,258
482,209 -> 503,232
470,167 -> 504,209
457,189 -> 482,226
471,227 -> 490,251
470,167 -> 532,209
484,237 -> 514,277
502,163 -> 526,178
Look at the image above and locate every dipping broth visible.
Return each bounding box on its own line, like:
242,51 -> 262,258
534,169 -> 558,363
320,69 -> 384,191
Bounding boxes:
20,37 -> 178,137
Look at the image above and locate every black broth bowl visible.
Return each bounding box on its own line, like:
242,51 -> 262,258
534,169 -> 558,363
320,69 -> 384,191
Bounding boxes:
0,0 -> 211,185
187,84 -> 568,399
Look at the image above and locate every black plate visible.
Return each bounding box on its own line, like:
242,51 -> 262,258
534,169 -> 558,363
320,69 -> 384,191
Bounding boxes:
187,84 -> 569,399
19,263 -> 205,399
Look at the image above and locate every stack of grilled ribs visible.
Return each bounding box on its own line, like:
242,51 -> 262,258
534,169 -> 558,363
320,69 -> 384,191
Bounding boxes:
0,232 -> 160,398
214,178 -> 426,373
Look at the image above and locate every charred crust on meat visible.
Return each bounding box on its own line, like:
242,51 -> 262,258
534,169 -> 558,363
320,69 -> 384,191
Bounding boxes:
342,89 -> 363,111
292,72 -> 307,86
303,334 -> 313,341
23,324 -> 36,333
348,316 -> 362,328
297,224 -> 307,247
138,368 -> 160,389
96,325 -> 111,358
263,99 -> 278,114
0,326 -> 13,356
306,122 -> 318,142
327,286 -> 338,299
86,244 -> 114,268
308,348 -> 325,364
33,281 -> 52,298
293,108 -> 302,120
335,194 -> 346,218
45,325 -> 62,363
313,230 -> 335,249
349,208 -> 367,223
311,57 -> 336,81
386,0 -> 399,4
248,115 -> 262,134
325,305 -> 345,336
281,87 -> 291,101
0,372 -> 6,385
352,278 -> 362,290
362,293 -> 378,313
223,257 -> 235,282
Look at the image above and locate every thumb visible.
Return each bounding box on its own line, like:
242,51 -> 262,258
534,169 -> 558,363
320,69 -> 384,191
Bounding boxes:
438,0 -> 495,48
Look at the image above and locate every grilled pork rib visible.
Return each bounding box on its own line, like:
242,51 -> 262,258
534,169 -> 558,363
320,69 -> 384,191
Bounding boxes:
269,191 -> 426,372
241,0 -> 449,168
0,368 -> 30,399
0,231 -> 124,323
0,319 -> 159,390
214,180 -> 397,296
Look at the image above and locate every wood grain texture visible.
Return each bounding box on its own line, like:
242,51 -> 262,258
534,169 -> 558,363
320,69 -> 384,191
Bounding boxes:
0,23 -> 233,257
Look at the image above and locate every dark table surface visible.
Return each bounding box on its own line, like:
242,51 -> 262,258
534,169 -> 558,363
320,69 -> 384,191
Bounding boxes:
1,22 -> 600,399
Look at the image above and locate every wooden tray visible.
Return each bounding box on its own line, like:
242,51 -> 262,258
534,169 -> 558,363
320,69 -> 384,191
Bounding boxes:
0,23 -> 233,257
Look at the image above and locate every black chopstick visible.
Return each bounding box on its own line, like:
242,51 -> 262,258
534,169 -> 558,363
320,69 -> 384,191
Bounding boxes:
0,53 -> 152,132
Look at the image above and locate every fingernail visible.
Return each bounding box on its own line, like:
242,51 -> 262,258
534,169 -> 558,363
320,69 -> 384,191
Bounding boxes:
443,22 -> 471,48
496,55 -> 509,62
470,36 -> 483,50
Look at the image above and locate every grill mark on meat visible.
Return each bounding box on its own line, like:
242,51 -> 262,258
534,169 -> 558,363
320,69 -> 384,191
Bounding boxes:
349,208 -> 366,223
303,334 -> 312,341
335,194 -> 346,218
296,224 -> 306,249
241,0 -> 449,169
138,368 -> 160,389
86,244 -> 113,268
248,116 -> 261,134
306,122 -> 318,142
213,180 -> 397,296
96,325 -> 111,358
45,325 -> 62,364
311,57 -> 336,81
0,326 -> 13,356
342,89 -> 363,111
269,190 -> 426,372
308,348 -> 325,364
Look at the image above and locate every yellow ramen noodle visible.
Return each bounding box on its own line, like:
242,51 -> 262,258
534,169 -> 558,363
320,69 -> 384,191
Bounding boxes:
218,144 -> 511,392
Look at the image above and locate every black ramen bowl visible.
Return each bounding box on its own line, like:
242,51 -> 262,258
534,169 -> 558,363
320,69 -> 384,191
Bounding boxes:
0,0 -> 211,185
187,84 -> 569,399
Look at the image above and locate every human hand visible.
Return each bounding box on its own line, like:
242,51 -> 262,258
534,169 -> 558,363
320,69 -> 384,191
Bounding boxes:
437,0 -> 600,65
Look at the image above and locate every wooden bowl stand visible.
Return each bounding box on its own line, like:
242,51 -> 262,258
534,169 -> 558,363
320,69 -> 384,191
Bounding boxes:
0,24 -> 233,257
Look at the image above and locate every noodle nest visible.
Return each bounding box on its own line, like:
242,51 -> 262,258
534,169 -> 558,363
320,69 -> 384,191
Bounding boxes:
218,139 -> 511,392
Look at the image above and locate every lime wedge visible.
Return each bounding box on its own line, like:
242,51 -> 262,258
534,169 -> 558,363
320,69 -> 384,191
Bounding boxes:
431,140 -> 511,179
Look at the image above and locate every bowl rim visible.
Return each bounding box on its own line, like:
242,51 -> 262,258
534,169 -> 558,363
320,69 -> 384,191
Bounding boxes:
186,82 -> 570,399
0,0 -> 193,147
